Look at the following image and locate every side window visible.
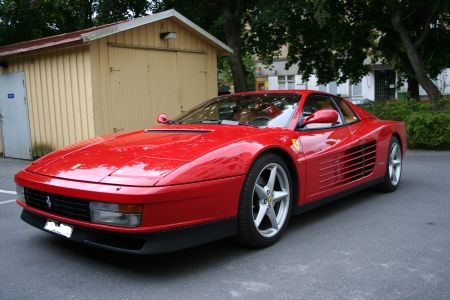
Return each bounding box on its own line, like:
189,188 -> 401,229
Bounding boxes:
332,96 -> 359,124
301,96 -> 343,129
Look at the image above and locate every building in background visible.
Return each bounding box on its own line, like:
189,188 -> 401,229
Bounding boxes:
254,47 -> 450,100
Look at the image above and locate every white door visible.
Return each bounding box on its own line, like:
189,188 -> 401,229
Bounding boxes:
0,72 -> 32,159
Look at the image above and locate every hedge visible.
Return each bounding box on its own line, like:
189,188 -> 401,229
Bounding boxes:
362,98 -> 450,148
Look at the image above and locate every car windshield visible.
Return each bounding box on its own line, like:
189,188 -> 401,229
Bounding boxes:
173,93 -> 300,128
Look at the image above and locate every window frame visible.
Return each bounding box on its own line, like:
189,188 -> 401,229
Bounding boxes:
278,75 -> 295,90
296,94 -> 360,131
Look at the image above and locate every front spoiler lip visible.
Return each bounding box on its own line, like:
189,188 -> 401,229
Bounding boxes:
21,209 -> 237,255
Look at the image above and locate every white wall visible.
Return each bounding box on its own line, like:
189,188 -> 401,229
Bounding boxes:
256,60 -> 450,100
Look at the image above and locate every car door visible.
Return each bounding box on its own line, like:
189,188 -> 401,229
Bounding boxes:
296,94 -> 375,203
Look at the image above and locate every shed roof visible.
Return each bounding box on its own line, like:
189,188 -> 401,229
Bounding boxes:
0,9 -> 232,59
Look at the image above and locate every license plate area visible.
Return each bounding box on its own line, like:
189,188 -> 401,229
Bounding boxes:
44,219 -> 73,238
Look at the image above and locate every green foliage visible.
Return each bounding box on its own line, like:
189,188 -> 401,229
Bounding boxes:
152,0 -> 228,43
95,0 -> 151,24
0,0 -> 153,46
0,0 -> 97,46
32,142 -> 55,159
246,0 -> 450,103
366,98 -> 450,148
218,54 -> 257,89
407,111 -> 450,148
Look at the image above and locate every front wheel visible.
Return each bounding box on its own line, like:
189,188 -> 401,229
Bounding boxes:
377,136 -> 402,192
234,153 -> 292,247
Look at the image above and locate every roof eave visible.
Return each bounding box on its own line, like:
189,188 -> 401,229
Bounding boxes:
0,39 -> 85,59
81,9 -> 233,55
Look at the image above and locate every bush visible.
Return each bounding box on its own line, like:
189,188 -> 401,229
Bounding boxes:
406,112 -> 450,147
364,98 -> 450,148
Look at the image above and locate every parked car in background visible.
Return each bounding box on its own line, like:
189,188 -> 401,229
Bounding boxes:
15,90 -> 406,254
348,98 -> 374,107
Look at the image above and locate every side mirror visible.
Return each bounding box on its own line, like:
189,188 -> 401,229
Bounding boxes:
302,109 -> 339,126
157,113 -> 171,124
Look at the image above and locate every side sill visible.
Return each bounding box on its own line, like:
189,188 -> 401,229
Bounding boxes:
293,177 -> 384,215
21,209 -> 237,255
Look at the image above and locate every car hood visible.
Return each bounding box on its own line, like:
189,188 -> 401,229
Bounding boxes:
26,125 -> 262,185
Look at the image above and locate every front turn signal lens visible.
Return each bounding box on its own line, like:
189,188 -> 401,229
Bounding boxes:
119,204 -> 143,214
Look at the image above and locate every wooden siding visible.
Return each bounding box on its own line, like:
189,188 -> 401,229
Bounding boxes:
108,47 -> 179,132
0,16 -> 225,154
90,18 -> 220,136
0,46 -> 95,151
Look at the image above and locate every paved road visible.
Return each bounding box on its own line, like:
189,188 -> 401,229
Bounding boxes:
0,151 -> 449,300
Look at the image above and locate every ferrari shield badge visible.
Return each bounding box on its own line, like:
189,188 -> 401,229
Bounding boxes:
292,139 -> 301,152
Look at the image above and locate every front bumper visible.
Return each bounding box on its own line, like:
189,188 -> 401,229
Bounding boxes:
21,209 -> 237,254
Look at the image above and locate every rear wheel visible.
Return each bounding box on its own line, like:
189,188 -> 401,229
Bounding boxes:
377,136 -> 402,192
235,153 -> 292,247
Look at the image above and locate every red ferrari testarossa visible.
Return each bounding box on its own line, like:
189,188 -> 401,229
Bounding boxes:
15,90 -> 406,254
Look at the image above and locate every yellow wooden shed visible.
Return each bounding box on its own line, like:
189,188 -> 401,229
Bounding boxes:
0,9 -> 232,159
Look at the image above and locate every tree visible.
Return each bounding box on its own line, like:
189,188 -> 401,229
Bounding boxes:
389,0 -> 449,107
95,0 -> 152,24
0,0 -> 153,47
246,0 -> 450,109
152,0 -> 252,92
0,0 -> 57,45
218,54 -> 257,89
0,0 -> 96,46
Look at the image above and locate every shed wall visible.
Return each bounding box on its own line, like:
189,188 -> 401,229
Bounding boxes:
0,46 -> 95,152
89,18 -> 219,136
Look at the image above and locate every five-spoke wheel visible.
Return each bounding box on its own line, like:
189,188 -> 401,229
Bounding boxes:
377,136 -> 402,192
235,153 -> 292,247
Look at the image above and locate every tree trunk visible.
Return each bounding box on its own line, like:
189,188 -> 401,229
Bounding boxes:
222,19 -> 247,92
407,78 -> 420,101
216,0 -> 247,92
391,2 -> 441,111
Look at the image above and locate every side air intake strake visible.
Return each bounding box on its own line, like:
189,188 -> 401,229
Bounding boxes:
318,141 -> 377,190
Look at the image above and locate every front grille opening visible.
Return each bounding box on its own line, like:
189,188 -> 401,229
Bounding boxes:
25,188 -> 91,222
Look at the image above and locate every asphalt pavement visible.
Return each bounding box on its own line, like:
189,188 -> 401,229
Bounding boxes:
0,150 -> 449,300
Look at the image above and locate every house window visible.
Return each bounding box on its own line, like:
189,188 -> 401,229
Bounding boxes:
278,75 -> 295,90
319,84 -> 327,92
318,81 -> 338,94
329,81 -> 338,94
353,81 -> 363,96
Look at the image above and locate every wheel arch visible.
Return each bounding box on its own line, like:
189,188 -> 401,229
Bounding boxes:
256,147 -> 299,214
391,132 -> 404,154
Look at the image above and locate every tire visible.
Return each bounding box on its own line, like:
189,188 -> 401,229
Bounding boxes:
377,136 -> 402,192
234,153 -> 292,247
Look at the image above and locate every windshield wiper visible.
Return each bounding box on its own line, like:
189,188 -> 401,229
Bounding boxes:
165,119 -> 179,125
191,119 -> 221,124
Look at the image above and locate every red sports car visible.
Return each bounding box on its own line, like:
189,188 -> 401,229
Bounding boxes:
15,90 -> 406,254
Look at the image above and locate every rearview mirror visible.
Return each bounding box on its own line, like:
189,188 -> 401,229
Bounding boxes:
157,113 -> 171,124
302,109 -> 339,126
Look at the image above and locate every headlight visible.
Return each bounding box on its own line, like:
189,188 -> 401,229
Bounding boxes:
16,184 -> 25,204
89,201 -> 142,228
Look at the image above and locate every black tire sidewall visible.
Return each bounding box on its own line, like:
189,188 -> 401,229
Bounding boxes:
238,153 -> 293,247
381,136 -> 402,192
